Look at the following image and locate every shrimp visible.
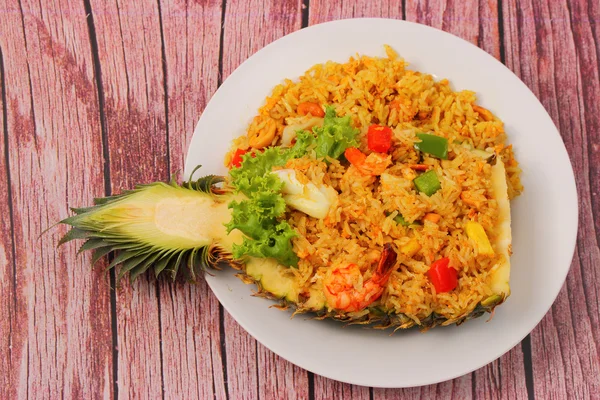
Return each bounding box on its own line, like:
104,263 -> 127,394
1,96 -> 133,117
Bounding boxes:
248,115 -> 279,148
323,244 -> 398,312
359,153 -> 392,176
343,152 -> 392,182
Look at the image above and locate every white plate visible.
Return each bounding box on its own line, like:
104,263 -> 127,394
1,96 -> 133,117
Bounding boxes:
184,18 -> 578,388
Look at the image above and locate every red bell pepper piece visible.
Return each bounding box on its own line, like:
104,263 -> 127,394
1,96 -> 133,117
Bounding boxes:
367,125 -> 393,153
230,148 -> 248,168
427,257 -> 458,293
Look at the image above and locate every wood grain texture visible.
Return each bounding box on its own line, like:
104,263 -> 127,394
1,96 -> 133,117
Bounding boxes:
308,0 -> 402,25
1,0 -> 599,398
220,1 -> 309,399
89,0 -> 167,397
375,375 -> 472,400
0,16 -> 16,400
221,0 -> 303,81
503,0 -> 600,398
158,1 -> 227,399
405,0 -> 501,59
0,0 -> 112,398
313,378 -> 370,400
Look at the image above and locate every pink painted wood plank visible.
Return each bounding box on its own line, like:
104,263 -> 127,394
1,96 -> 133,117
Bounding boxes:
89,0 -> 167,397
405,0 -> 501,60
472,349 -> 528,400
159,1 -> 227,399
313,378 -> 370,400
221,0 -> 303,82
224,320 -> 259,400
586,0 -> 600,257
375,375 -> 472,400
502,0 -> 600,398
0,19 -> 16,400
220,1 -> 308,398
308,0 -> 402,24
158,281 -> 226,400
0,0 -> 113,398
257,344 -> 311,400
568,0 -> 600,352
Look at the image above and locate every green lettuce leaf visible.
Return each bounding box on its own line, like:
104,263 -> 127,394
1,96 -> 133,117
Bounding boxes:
226,192 -> 286,240
311,106 -> 359,160
229,147 -> 287,195
227,146 -> 303,267
231,221 -> 299,267
224,106 -> 356,267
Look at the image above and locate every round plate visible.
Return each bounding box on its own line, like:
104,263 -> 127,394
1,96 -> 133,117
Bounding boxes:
184,18 -> 578,388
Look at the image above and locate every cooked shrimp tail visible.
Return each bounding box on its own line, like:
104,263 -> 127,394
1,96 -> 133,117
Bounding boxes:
375,243 -> 397,282
324,244 -> 398,312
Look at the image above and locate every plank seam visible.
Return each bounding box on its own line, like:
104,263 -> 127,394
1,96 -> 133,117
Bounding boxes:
218,307 -> 229,400
497,2 -> 534,397
301,0 -> 309,28
497,0 -> 506,63
477,2 -> 483,50
155,2 -> 169,398
255,341 -> 260,400
307,372 -> 314,400
301,2 -> 316,397
82,1 -> 119,399
156,0 -> 170,176
471,364 -> 477,398
0,43 -> 19,379
218,0 -> 227,85
401,0 -> 406,20
217,0 -> 230,398
521,334 -> 535,399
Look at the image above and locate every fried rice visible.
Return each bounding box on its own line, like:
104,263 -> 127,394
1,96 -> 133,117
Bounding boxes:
225,45 -> 522,325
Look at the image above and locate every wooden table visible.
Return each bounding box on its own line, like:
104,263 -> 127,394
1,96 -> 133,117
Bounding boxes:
1,1 -> 598,398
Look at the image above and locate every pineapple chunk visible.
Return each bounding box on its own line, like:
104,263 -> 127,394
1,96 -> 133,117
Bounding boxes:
400,239 -> 421,258
465,221 -> 495,256
245,257 -> 326,311
245,257 -> 301,303
489,158 -> 512,296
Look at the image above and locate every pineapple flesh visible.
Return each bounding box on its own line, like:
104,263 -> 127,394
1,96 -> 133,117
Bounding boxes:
60,176 -> 241,281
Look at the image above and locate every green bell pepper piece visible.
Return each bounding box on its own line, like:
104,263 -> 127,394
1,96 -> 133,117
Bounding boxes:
393,214 -> 411,226
414,133 -> 448,159
393,213 -> 422,227
413,170 -> 441,196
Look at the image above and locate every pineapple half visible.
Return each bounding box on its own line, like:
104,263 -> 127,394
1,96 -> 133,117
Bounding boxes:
59,160 -> 512,331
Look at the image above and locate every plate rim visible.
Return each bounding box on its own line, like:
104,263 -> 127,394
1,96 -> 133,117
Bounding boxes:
184,17 -> 579,388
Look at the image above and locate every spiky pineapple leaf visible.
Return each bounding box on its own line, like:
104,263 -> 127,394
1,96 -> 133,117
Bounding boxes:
58,169 -> 237,283
91,247 -> 114,266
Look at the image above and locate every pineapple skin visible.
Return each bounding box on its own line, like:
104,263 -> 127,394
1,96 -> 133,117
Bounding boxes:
237,263 -> 506,332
